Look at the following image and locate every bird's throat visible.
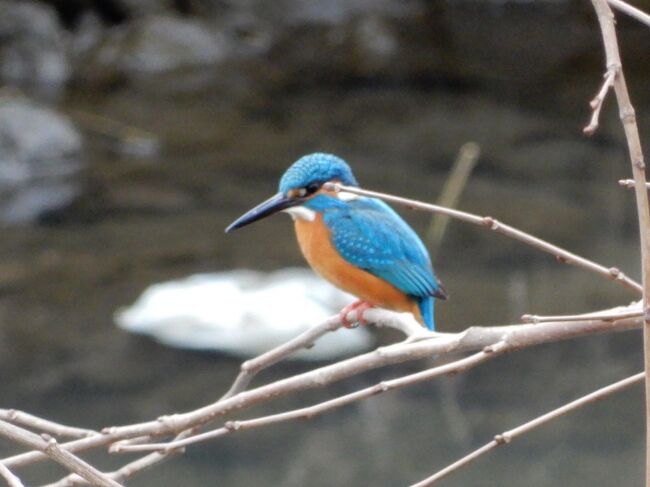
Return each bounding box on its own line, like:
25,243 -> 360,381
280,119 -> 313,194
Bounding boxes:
283,205 -> 316,221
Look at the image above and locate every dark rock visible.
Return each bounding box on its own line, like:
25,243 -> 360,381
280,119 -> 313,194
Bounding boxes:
0,94 -> 83,223
115,0 -> 176,17
22,0 -> 649,99
77,14 -> 229,86
0,1 -> 71,91
65,0 -> 634,100
174,0 -> 597,91
237,0 -> 439,86
70,12 -> 106,59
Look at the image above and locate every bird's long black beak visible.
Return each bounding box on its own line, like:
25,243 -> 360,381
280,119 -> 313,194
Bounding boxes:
225,192 -> 298,233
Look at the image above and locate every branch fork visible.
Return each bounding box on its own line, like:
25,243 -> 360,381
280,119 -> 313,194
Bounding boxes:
584,67 -> 617,135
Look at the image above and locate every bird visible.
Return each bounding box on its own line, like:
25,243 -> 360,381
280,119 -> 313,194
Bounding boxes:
225,153 -> 447,330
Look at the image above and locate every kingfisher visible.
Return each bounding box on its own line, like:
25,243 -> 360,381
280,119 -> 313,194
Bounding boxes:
225,153 -> 447,330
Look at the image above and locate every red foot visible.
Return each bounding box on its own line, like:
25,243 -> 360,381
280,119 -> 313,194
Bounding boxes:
340,301 -> 375,328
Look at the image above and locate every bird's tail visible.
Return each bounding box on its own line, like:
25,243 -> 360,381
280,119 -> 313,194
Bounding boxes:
417,297 -> 435,331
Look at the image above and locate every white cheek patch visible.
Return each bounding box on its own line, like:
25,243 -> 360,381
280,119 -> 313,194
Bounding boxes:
283,206 -> 316,221
337,191 -> 360,201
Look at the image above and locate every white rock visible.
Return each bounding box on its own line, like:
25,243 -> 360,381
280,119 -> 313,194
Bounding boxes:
0,1 -> 71,88
115,268 -> 374,360
0,95 -> 83,223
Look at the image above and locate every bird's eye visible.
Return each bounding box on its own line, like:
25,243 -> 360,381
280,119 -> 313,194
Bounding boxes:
305,182 -> 320,195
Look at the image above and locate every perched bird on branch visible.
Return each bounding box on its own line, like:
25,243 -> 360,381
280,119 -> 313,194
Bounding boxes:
226,153 -> 447,330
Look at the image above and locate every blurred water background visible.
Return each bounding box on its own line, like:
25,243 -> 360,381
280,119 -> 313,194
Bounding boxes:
0,0 -> 649,485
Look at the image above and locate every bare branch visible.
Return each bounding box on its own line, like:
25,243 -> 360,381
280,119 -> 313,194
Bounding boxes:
0,463 -> 24,487
608,0 -> 650,28
221,315 -> 342,400
620,178 -> 650,189
112,342 -> 509,454
323,182 -> 642,294
410,372 -> 644,486
583,68 -> 616,135
0,3 -> 646,485
2,309 -> 641,473
116,316 -> 347,451
588,0 -> 650,483
0,410 -> 97,440
112,316 -> 348,450
43,430 -> 195,487
522,302 -> 642,323
523,309 -> 642,323
0,420 -> 123,487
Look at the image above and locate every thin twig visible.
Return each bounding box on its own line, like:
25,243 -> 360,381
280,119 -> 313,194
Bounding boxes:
0,410 -> 97,439
522,310 -> 642,323
410,372 -> 645,486
620,178 -> 650,189
608,0 -> 650,27
0,4 -> 646,485
583,68 -> 616,135
588,1 -> 650,484
324,182 -> 642,294
2,310 -> 641,471
0,463 -> 24,487
113,316 -> 344,450
221,315 -> 342,400
111,315 -> 345,451
113,342 -> 509,454
0,420 -> 123,487
114,310 -> 424,452
428,142 -> 481,260
522,302 -> 642,323
43,430 -> 196,487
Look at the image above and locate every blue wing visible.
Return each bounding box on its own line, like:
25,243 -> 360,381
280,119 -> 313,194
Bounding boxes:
322,197 -> 447,327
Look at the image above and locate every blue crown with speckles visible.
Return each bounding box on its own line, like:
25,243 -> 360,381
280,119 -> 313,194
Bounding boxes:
279,153 -> 359,194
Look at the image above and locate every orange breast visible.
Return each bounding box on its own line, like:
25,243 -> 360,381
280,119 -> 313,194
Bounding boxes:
294,214 -> 424,323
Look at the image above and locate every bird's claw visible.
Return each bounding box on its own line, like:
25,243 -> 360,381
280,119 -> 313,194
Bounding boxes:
340,301 -> 374,329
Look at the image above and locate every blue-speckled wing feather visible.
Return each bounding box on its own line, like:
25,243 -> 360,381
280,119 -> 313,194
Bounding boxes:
322,198 -> 445,301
